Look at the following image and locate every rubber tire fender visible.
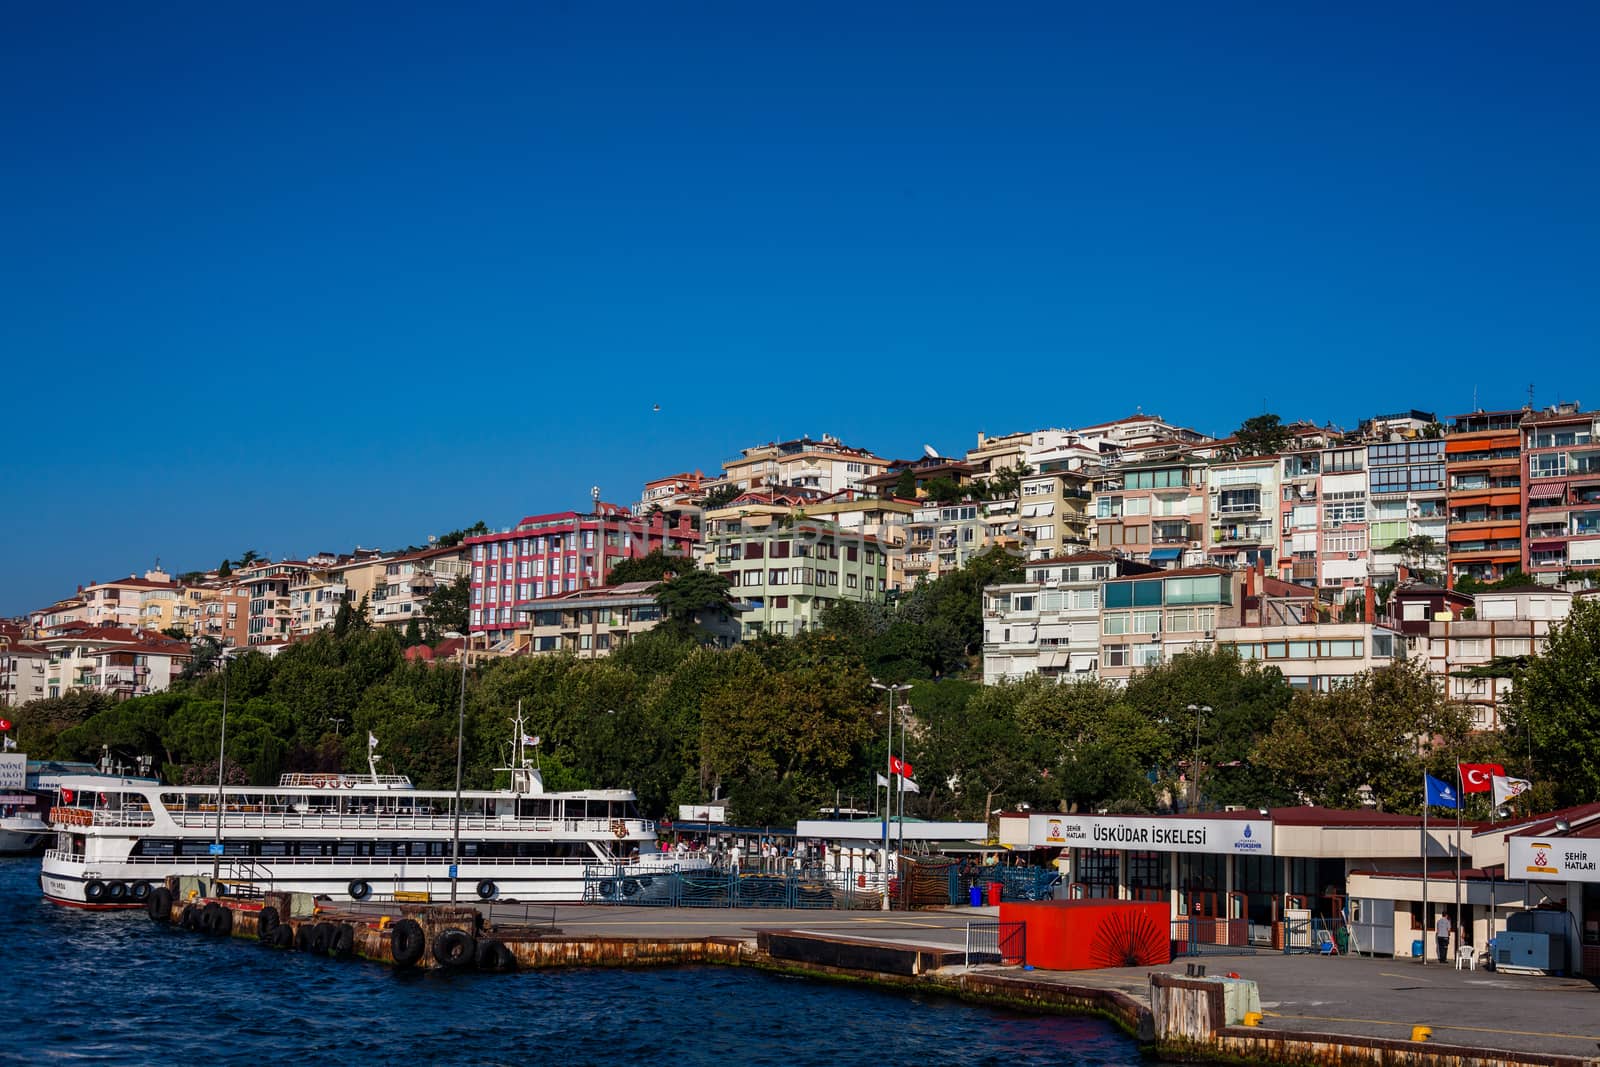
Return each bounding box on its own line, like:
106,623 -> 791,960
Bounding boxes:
178,904 -> 199,930
475,939 -> 515,972
389,918 -> 426,968
347,879 -> 372,902
130,881 -> 152,901
332,923 -> 356,959
621,878 -> 640,897
270,924 -> 295,949
295,923 -> 316,952
431,928 -> 477,970
106,882 -> 128,903
257,905 -> 280,940
84,880 -> 107,903
212,905 -> 234,938
475,880 -> 496,901
146,887 -> 174,923
309,922 -> 335,955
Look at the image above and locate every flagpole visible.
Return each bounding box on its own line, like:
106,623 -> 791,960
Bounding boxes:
1454,763 -> 1463,963
1421,769 -> 1429,966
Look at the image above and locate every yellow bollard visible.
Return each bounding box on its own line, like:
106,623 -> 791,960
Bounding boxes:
1243,1013 -> 1263,1027
378,915 -> 391,929
1411,1026 -> 1432,1043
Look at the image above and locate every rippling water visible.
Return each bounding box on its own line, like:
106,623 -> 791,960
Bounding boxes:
1,857 -> 1144,1066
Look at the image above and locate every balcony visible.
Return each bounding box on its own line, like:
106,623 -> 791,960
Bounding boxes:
1211,524 -> 1272,545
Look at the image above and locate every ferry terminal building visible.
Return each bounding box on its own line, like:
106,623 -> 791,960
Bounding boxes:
998,804 -> 1600,974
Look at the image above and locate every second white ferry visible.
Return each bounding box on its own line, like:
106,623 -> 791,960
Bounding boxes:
40,728 -> 705,908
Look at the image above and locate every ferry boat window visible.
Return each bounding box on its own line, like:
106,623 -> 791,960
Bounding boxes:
258,841 -> 289,857
133,839 -> 178,857
336,842 -> 361,856
585,800 -> 611,820
519,799 -> 554,819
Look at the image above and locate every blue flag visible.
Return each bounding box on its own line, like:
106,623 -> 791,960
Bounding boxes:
1424,773 -> 1458,810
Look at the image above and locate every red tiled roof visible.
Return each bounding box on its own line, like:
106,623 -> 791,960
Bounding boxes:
1027,551 -> 1122,566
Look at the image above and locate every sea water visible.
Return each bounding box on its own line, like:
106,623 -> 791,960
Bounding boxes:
0,858 -> 1144,1066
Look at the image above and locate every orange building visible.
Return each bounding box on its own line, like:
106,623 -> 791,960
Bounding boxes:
1445,409 -> 1526,586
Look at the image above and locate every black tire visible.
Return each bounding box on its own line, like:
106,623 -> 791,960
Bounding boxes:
106,882 -> 128,903
147,887 -> 174,922
475,880 -> 496,901
310,922 -> 335,955
202,903 -> 232,937
130,881 -> 152,901
621,878 -> 640,897
347,880 -> 372,902
257,905 -> 280,940
199,903 -> 219,935
475,939 -> 515,972
599,879 -> 616,899
390,918 -> 425,968
270,925 -> 295,949
431,928 -> 477,970
178,904 -> 199,930
84,880 -> 106,903
332,923 -> 355,959
295,923 -> 315,952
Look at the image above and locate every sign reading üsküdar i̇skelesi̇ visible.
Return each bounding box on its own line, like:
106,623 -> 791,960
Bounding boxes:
1027,813 -> 1272,856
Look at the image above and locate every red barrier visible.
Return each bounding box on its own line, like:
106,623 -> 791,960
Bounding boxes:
998,899 -> 1171,971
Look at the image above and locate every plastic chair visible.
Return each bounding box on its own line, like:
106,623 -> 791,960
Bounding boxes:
1455,944 -> 1477,971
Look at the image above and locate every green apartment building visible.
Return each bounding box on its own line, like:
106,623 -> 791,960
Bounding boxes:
707,519 -> 889,639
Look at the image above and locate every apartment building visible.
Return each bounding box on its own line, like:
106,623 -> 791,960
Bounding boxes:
519,582 -> 673,657
1425,587 -> 1574,729
1219,582 -> 1402,691
236,560 -> 311,645
78,570 -> 179,628
706,519 -> 889,639
186,582 -> 251,647
288,563 -> 349,636
1205,455 -> 1282,571
1520,404 -> 1600,583
0,638 -> 49,706
31,600 -> 86,636
37,626 -> 190,700
1445,409 -> 1526,585
1366,434 -> 1448,582
981,552 -> 1158,684
634,469 -> 715,517
721,435 -> 892,495
1019,458 -> 1094,562
1315,441 -> 1371,597
904,499 -> 1013,584
1097,566 -> 1245,684
369,546 -> 471,631
1091,455 -> 1208,568
1072,412 -> 1212,453
467,505 -> 698,647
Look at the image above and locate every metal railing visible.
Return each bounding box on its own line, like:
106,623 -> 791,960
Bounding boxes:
965,921 -> 1026,966
1171,916 -> 1256,957
580,866 -> 886,910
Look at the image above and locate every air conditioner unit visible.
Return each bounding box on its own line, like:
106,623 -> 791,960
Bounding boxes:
1347,551 -> 1358,560
1203,630 -> 1215,640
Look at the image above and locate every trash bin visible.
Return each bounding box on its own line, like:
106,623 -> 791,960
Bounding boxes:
969,884 -> 984,908
986,882 -> 1003,906
1411,939 -> 1424,958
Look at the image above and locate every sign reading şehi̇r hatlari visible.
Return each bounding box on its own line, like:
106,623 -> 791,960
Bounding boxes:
1027,813 -> 1272,855
1508,837 -> 1600,882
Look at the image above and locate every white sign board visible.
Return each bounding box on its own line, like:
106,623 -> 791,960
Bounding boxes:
1509,837 -> 1600,883
677,805 -> 727,823
0,754 -> 24,791
795,819 -> 988,842
1028,813 -> 1273,856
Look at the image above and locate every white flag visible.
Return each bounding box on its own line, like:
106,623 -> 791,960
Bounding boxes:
523,734 -> 540,747
1,736 -> 15,752
876,772 -> 890,788
368,731 -> 379,750
877,771 -> 918,793
1492,774 -> 1531,808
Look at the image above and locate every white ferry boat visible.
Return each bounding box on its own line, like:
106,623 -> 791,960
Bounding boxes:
2,755 -> 156,855
40,731 -> 705,909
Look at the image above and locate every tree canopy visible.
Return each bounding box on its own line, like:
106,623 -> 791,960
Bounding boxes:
1229,413 -> 1290,458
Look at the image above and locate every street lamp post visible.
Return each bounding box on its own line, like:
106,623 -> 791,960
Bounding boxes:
210,644 -> 233,884
870,679 -> 912,911
1186,703 -> 1211,813
444,631 -> 470,904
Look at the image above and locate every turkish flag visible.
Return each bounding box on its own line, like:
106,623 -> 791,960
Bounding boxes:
1459,763 -> 1505,793
889,755 -> 914,778
0,719 -> 11,731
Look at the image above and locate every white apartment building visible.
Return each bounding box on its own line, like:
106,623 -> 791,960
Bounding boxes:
1,640 -> 49,706
721,435 -> 892,495
1220,621 -> 1403,692
981,552 -> 1156,684
1425,587 -> 1575,730
1206,456 -> 1282,571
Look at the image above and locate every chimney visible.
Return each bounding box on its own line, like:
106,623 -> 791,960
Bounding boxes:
1364,582 -> 1375,625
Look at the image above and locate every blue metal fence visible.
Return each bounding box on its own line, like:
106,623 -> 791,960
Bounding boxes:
960,865 -> 1061,902
581,867 -> 883,909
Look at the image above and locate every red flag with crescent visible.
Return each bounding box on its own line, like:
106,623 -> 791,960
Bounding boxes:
1459,762 -> 1504,793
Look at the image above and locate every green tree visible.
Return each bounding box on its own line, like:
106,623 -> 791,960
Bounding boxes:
1253,659 -> 1473,811
652,570 -> 734,642
402,616 -> 423,647
919,476 -> 968,505
892,468 -> 918,499
1229,414 -> 1290,458
217,559 -> 233,578
983,461 -> 1033,500
1504,598 -> 1600,806
698,484 -> 742,510
423,575 -> 470,639
435,520 -> 490,548
607,548 -> 695,586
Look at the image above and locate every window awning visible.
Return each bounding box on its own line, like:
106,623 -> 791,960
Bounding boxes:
1150,547 -> 1184,561
1526,479 -> 1568,495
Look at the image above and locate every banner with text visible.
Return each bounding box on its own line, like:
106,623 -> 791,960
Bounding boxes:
1508,837 -> 1600,883
1028,812 -> 1273,856
677,805 -> 727,823
0,754 -> 24,791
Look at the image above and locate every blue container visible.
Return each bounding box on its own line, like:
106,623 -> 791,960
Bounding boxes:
969,884 -> 984,908
1412,939 -> 1424,958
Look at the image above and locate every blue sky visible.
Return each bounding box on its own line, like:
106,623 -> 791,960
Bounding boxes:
3,3 -> 1597,613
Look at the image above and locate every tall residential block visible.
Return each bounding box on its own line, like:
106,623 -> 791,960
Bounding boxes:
1445,409 -> 1526,585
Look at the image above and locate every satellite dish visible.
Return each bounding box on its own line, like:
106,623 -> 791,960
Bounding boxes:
922,444 -> 938,459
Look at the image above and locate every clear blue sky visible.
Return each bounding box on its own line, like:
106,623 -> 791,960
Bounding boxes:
3,3 -> 1597,614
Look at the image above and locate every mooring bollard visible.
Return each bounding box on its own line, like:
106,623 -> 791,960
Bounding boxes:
1411,1025 -> 1432,1042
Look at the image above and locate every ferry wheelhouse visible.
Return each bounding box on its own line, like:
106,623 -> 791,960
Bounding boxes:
40,733 -> 700,909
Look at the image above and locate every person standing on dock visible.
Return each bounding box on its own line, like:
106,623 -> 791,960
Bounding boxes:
1435,912 -> 1452,963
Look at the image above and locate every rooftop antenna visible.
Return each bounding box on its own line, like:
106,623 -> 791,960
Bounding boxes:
1528,382 -> 1535,410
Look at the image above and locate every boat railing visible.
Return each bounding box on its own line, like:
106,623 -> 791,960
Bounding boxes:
159,811 -> 657,835
48,806 -> 154,828
277,773 -> 414,789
